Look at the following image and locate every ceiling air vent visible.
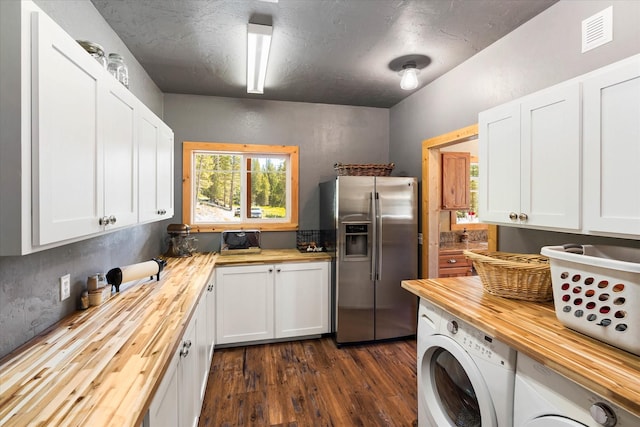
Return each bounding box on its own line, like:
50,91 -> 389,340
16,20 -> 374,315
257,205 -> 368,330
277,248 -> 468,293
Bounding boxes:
582,6 -> 613,53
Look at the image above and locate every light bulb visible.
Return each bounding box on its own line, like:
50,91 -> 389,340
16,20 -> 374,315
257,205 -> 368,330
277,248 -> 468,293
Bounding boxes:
400,67 -> 418,90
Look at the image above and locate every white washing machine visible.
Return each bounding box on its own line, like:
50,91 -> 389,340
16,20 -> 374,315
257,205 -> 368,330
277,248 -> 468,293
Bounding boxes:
514,353 -> 640,427
417,298 -> 517,427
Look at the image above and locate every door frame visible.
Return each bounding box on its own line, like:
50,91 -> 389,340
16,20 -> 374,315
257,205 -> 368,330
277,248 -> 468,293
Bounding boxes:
421,124 -> 497,278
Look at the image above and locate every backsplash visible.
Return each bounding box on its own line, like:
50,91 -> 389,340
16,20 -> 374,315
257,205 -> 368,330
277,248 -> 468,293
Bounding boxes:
440,229 -> 488,244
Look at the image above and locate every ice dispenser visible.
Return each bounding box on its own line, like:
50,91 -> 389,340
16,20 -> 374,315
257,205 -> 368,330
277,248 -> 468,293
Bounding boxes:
343,223 -> 369,258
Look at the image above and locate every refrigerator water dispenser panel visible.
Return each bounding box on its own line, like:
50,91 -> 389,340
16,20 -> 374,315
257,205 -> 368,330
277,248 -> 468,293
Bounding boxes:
344,223 -> 369,258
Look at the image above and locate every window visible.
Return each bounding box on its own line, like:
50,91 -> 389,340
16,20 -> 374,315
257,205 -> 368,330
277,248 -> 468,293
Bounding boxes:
182,142 -> 299,232
451,157 -> 487,230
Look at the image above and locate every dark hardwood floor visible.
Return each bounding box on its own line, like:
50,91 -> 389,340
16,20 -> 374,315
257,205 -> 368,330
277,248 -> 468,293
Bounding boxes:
198,337 -> 418,427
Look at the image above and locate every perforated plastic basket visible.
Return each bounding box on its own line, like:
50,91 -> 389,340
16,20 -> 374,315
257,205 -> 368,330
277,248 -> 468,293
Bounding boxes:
541,245 -> 640,356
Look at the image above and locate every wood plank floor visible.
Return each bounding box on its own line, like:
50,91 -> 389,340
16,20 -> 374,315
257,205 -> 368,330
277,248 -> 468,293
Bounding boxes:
198,337 -> 418,427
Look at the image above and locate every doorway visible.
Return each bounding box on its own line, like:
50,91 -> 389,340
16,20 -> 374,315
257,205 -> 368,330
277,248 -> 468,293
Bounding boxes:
421,124 -> 497,278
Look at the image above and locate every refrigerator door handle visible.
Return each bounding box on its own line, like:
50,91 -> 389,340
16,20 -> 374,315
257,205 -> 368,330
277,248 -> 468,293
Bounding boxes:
376,192 -> 382,280
370,191 -> 377,281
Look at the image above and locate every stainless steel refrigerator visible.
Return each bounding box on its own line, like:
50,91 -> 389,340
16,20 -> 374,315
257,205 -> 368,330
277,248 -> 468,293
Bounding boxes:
320,176 -> 418,345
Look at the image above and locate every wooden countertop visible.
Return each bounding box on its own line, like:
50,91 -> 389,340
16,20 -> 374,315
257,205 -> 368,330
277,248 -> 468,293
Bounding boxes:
439,241 -> 488,252
0,253 -> 217,427
402,277 -> 640,417
214,248 -> 331,265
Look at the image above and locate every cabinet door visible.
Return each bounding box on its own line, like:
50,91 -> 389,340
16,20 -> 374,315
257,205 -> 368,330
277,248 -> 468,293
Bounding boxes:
178,315 -> 198,427
583,58 -> 640,236
138,109 -> 159,222
102,78 -> 138,229
215,265 -> 274,344
275,261 -> 329,338
195,296 -> 209,407
441,152 -> 470,210
205,275 -> 216,361
139,108 -> 173,222
31,11 -> 104,245
147,348 -> 180,427
520,83 -> 581,229
157,124 -> 174,218
479,102 -> 521,224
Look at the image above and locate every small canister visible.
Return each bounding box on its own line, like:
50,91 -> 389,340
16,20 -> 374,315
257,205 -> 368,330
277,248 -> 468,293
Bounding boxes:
80,290 -> 89,310
87,274 -> 99,292
107,53 -> 129,88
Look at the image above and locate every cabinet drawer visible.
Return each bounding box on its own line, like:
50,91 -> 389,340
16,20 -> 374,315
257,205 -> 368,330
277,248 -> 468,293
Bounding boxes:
438,252 -> 472,268
438,250 -> 473,278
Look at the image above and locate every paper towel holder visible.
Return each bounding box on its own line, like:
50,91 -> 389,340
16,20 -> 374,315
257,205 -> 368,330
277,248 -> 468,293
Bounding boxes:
106,258 -> 167,292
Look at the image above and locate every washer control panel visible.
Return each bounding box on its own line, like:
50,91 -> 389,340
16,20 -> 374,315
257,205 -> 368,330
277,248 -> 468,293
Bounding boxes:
442,314 -> 516,370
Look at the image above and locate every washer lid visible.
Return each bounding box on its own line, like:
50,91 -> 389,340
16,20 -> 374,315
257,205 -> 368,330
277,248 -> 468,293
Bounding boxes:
524,416 -> 587,427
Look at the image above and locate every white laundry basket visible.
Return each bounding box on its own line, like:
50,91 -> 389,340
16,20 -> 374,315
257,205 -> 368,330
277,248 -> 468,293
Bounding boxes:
541,244 -> 640,356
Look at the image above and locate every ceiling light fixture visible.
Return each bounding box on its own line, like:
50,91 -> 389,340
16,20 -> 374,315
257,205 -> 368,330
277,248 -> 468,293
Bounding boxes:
247,23 -> 272,94
399,62 -> 419,91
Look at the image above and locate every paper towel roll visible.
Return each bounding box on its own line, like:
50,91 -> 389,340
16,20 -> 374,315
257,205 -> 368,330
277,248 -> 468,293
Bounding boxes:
106,258 -> 166,292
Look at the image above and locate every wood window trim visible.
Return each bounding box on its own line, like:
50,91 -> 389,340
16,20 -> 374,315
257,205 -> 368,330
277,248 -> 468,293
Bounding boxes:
182,142 -> 299,232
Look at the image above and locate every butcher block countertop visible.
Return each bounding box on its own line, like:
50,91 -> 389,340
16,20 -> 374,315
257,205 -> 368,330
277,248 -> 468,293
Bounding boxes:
215,248 -> 331,265
439,241 -> 488,252
402,276 -> 640,417
0,253 -> 217,427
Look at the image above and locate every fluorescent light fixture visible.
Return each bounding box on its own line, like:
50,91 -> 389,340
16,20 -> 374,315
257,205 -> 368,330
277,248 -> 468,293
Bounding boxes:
400,63 -> 419,90
247,23 -> 272,94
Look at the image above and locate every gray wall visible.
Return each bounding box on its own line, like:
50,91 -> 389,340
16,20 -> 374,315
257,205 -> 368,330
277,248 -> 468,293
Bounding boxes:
0,0 -> 166,358
163,94 -> 389,251
389,0 -> 640,254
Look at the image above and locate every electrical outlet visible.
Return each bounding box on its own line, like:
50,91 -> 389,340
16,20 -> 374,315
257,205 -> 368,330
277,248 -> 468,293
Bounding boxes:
60,274 -> 71,301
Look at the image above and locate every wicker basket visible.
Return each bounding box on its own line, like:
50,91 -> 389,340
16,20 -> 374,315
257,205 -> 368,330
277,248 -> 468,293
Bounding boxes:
463,250 -> 553,302
334,163 -> 394,176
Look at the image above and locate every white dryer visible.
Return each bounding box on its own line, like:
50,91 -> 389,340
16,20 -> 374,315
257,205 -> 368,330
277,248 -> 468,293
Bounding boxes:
514,353 -> 640,427
417,298 -> 517,427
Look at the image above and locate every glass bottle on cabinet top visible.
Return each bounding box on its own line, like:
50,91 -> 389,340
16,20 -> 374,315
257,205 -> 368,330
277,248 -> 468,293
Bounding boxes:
107,53 -> 129,88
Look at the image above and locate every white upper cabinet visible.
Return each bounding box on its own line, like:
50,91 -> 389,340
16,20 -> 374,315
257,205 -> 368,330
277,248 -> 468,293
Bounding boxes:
480,53 -> 640,239
139,107 -> 174,223
102,78 -> 139,230
31,10 -> 105,245
0,1 -> 173,255
583,57 -> 640,236
479,82 -> 581,231
479,102 -> 521,224
520,83 -> 581,230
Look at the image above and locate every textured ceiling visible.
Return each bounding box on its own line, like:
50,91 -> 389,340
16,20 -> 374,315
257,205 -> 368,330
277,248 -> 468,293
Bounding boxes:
90,0 -> 558,108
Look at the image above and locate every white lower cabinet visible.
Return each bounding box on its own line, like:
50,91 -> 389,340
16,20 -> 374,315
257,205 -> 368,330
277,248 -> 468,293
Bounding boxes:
215,264 -> 274,345
146,297 -> 209,427
275,262 -> 330,338
147,346 -> 180,427
215,261 -> 330,345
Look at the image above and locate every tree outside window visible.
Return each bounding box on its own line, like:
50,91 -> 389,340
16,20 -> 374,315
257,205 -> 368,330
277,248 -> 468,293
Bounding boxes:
183,142 -> 299,232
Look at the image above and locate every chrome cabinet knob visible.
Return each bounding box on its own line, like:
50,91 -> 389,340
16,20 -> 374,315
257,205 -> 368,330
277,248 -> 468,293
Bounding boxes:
99,216 -> 110,226
519,213 -> 528,221
509,212 -> 518,221
447,259 -> 457,264
108,215 -> 117,224
590,402 -> 617,427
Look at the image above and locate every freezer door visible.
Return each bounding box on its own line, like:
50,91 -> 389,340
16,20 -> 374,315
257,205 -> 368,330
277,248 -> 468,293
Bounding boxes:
335,176 -> 375,343
374,177 -> 418,340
